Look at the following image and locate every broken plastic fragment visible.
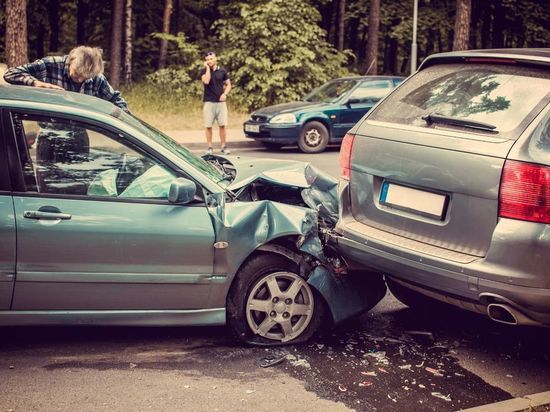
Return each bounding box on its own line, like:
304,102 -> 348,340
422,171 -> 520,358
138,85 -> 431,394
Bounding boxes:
431,392 -> 452,402
425,367 -> 444,377
259,356 -> 286,368
338,384 -> 347,392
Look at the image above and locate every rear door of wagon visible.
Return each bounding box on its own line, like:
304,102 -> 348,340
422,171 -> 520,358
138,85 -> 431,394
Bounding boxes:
348,60 -> 550,261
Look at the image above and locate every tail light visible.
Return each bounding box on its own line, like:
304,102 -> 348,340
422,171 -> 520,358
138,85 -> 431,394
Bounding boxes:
499,160 -> 550,224
339,133 -> 355,180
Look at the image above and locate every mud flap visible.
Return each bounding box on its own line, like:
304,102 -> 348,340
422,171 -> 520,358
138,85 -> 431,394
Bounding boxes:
307,266 -> 386,324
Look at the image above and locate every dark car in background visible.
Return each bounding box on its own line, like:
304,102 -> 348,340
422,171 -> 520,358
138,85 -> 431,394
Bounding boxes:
334,49 -> 550,327
243,76 -> 404,153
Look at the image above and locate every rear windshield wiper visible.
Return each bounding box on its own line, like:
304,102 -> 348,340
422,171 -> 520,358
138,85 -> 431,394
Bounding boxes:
422,113 -> 497,132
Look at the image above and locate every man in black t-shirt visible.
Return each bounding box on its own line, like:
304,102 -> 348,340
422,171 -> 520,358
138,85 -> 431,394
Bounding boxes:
200,51 -> 232,155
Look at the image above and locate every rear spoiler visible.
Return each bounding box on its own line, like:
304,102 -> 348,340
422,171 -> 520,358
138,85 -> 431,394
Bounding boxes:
418,50 -> 550,71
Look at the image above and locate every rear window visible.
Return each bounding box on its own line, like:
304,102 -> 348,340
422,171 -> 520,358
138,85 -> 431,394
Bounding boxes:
369,63 -> 550,135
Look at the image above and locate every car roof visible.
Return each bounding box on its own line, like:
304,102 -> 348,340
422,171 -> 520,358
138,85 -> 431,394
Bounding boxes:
0,84 -> 120,117
418,48 -> 550,70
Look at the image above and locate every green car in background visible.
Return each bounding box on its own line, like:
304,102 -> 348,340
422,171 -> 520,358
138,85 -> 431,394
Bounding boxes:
243,76 -> 404,153
0,85 -> 386,345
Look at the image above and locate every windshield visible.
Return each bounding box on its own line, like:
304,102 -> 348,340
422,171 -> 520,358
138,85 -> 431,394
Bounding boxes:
119,112 -> 226,183
304,79 -> 358,103
369,63 -> 550,135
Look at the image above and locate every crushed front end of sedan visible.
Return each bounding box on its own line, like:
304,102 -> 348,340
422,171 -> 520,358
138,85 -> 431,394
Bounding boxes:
0,84 -> 384,346
204,154 -> 387,344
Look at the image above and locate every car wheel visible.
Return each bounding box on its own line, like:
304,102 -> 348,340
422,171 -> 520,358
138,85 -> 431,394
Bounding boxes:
227,253 -> 326,345
261,142 -> 284,150
386,277 -> 445,311
298,121 -> 329,153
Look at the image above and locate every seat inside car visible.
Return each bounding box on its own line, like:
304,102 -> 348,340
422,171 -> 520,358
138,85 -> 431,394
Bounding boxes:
35,126 -> 90,195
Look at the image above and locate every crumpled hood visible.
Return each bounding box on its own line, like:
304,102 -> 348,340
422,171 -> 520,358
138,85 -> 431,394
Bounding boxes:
224,155 -> 311,190
215,154 -> 339,226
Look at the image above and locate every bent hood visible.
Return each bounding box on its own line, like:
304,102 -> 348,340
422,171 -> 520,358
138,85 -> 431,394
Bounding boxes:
212,154 -> 339,226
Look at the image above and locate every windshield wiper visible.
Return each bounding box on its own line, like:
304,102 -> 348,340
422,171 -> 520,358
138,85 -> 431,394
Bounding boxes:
422,113 -> 497,132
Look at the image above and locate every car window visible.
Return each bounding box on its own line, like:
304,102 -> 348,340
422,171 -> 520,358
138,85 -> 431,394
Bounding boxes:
119,112 -> 226,184
348,80 -> 392,103
369,63 -> 550,135
303,79 -> 358,103
13,114 -> 176,199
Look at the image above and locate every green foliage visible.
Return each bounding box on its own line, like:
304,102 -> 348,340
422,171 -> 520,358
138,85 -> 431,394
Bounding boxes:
215,0 -> 352,111
145,33 -> 203,101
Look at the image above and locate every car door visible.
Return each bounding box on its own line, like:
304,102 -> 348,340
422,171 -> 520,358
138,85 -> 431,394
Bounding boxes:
0,111 -> 15,309
336,79 -> 393,137
8,111 -> 216,311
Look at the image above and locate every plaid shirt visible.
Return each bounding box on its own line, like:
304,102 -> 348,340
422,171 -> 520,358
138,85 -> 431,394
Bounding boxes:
3,55 -> 129,111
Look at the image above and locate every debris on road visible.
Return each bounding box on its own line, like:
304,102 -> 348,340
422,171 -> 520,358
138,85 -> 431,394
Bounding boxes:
431,392 -> 452,402
426,367 -> 444,377
259,355 -> 286,368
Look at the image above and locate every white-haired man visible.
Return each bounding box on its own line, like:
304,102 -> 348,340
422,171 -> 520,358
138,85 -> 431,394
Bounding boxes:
4,46 -> 128,111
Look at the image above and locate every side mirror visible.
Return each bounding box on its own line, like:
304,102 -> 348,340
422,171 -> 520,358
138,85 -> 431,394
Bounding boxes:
168,177 -> 197,204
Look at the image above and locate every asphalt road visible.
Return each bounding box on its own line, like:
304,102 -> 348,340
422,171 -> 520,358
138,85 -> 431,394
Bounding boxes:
1,146 -> 549,412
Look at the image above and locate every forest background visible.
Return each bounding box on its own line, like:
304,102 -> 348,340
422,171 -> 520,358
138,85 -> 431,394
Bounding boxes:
2,0 -> 549,129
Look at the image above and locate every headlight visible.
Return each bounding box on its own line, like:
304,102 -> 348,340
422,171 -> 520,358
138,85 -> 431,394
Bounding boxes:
270,113 -> 297,124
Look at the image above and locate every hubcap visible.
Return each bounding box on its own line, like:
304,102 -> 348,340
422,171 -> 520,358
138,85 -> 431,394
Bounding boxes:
304,128 -> 322,147
246,271 -> 314,342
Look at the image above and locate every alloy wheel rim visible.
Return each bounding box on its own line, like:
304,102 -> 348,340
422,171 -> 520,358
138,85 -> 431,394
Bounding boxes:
245,272 -> 314,342
304,128 -> 322,147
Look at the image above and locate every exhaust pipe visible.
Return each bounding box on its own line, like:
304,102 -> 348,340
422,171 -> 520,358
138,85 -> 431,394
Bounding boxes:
487,304 -> 518,325
487,303 -> 538,326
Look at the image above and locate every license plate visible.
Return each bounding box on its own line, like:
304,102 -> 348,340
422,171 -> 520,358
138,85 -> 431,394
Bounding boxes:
245,124 -> 260,133
380,182 -> 448,220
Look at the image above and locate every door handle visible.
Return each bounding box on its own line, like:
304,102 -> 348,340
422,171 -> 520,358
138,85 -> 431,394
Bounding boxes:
24,210 -> 72,220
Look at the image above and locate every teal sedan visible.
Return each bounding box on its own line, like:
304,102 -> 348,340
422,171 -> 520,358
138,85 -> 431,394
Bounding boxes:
243,76 -> 404,153
0,85 -> 386,345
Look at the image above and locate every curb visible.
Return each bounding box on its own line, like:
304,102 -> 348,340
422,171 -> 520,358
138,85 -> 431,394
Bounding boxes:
173,138 -> 264,151
460,391 -> 550,412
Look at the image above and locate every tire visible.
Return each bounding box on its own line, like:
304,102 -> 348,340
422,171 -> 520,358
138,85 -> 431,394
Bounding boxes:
261,142 -> 284,150
298,121 -> 329,153
386,277 -> 446,312
227,253 -> 327,345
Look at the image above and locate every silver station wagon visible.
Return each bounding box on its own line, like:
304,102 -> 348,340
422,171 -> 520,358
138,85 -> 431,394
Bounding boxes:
335,49 -> 550,327
0,85 -> 386,345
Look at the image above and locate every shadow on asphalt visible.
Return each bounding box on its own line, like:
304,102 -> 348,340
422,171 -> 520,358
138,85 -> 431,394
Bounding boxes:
2,294 -> 549,412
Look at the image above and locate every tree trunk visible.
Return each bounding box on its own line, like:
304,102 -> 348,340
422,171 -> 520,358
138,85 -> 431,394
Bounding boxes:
5,0 -> 28,67
365,0 -> 380,75
124,0 -> 133,86
174,0 -> 180,35
48,0 -> 59,52
110,0 -> 123,88
158,0 -> 173,69
328,0 -> 338,48
453,0 -> 471,51
77,0 -> 88,44
36,20 -> 45,59
492,0 -> 505,48
336,0 -> 346,51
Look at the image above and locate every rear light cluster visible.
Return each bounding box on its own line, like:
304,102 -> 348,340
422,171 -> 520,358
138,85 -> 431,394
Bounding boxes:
339,133 -> 355,180
499,160 -> 550,224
